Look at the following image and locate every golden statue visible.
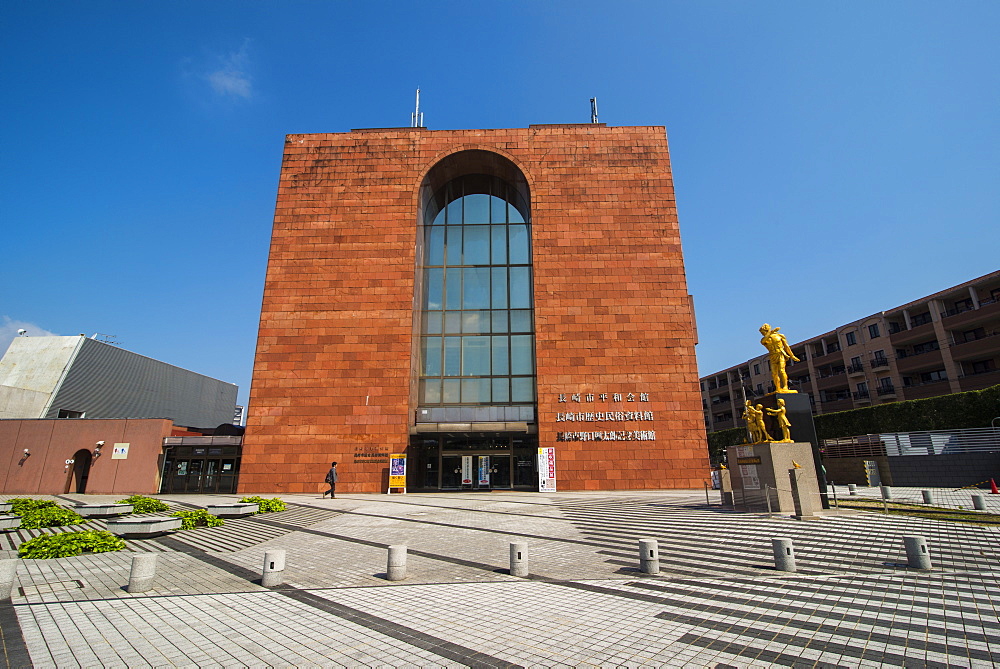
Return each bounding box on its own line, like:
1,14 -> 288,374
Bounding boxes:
759,323 -> 799,393
741,400 -> 758,443
765,397 -> 793,442
752,403 -> 773,443
742,400 -> 773,444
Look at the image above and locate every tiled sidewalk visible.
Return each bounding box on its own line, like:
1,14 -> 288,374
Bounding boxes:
1,489 -> 998,667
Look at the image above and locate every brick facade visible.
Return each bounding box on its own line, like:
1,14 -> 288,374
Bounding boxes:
241,124 -> 708,494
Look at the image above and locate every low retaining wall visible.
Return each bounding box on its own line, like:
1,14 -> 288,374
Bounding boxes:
824,452 -> 999,488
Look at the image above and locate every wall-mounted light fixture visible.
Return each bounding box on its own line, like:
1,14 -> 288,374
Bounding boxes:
94,440 -> 105,458
64,458 -> 75,471
23,448 -> 30,456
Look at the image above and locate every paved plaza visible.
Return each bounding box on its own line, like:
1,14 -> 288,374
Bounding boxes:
1,487 -> 999,668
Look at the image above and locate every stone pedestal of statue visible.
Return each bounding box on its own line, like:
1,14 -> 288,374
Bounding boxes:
755,392 -> 828,507
725,441 -> 821,518
718,468 -> 734,507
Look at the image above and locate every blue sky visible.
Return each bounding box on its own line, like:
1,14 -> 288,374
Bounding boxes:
2,1 -> 998,410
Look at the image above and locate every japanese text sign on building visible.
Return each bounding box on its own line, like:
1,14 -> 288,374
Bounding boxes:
557,392 -> 650,403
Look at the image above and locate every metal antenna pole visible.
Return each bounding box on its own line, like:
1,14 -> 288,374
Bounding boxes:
411,88 -> 423,128
590,97 -> 599,124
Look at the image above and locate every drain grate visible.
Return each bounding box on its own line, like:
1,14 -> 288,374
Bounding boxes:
18,579 -> 86,597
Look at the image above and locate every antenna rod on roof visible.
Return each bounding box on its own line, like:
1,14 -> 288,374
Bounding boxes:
590,97 -> 599,124
411,88 -> 424,128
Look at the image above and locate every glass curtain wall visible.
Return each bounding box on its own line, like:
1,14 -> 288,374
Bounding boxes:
419,174 -> 536,408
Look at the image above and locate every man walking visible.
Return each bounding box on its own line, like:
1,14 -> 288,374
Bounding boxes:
323,461 -> 338,498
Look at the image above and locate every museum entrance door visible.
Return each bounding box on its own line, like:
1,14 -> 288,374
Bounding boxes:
441,452 -> 512,490
411,432 -> 537,490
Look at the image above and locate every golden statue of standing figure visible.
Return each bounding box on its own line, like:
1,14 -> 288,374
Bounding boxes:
742,400 -> 773,444
759,323 -> 799,393
765,397 -> 793,442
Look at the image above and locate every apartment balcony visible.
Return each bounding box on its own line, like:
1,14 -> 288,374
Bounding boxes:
815,371 -> 848,390
888,319 -> 936,345
852,390 -> 872,403
712,417 -> 735,430
875,385 -> 897,397
819,397 -> 854,413
949,329 -> 1000,360
895,348 -> 944,374
869,356 -> 891,370
940,298 -> 1000,329
847,362 -> 865,375
957,368 -> 1000,392
900,378 -> 951,400
810,349 -> 844,366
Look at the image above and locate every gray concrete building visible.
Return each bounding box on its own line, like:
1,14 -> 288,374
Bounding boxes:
0,335 -> 237,429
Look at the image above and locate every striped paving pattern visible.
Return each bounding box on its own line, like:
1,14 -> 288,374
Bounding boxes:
553,496 -> 1000,577
563,571 -> 1000,666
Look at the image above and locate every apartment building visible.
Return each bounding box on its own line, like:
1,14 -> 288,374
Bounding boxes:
701,270 -> 1000,433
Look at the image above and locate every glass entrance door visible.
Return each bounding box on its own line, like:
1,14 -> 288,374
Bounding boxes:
408,433 -> 536,490
440,452 -> 512,490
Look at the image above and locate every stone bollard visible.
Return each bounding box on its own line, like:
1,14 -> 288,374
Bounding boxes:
0,559 -> 18,601
903,536 -> 931,569
509,542 -> 528,577
639,539 -> 660,575
880,485 -> 892,500
922,490 -> 934,505
771,538 -> 796,572
386,545 -> 407,581
261,549 -> 286,587
848,483 -> 857,495
972,495 -> 986,511
127,554 -> 158,593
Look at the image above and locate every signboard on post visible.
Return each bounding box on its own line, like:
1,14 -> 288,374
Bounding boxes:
537,447 -> 556,492
388,454 -> 406,494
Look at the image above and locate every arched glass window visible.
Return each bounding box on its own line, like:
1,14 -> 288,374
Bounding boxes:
419,174 -> 535,406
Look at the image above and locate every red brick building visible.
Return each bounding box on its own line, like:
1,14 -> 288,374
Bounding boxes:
241,124 -> 708,494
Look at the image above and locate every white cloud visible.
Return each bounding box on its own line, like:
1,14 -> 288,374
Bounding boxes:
0,317 -> 60,356
205,39 -> 253,100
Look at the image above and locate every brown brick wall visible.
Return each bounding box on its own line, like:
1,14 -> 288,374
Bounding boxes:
242,125 -> 709,494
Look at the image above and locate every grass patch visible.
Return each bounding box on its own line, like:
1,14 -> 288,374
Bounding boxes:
833,499 -> 1000,525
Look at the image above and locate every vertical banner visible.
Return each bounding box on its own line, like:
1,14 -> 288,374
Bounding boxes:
537,447 -> 557,492
461,455 -> 473,486
478,456 -> 491,487
389,454 -> 406,488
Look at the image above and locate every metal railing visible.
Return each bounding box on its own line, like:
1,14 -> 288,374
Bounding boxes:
822,427 -> 1000,458
941,304 -> 975,319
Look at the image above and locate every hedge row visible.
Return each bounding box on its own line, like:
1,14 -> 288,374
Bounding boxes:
706,383 -> 1000,463
812,383 -> 999,440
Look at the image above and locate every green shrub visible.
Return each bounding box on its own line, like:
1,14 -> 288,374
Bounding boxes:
239,496 -> 286,513
706,427 -> 747,464
18,506 -> 84,530
18,530 -> 125,559
814,384 -> 1000,440
171,509 -> 224,530
116,495 -> 169,513
8,498 -> 58,515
